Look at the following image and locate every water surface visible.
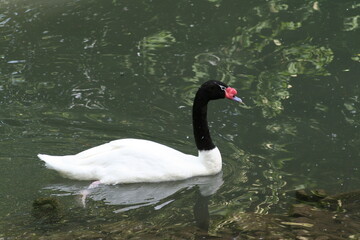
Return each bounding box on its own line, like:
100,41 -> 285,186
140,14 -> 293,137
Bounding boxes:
0,0 -> 359,238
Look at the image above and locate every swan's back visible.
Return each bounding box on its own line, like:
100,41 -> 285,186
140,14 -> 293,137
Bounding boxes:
38,138 -> 215,184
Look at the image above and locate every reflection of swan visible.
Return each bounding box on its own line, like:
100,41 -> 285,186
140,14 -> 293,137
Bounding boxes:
45,172 -> 223,212
194,194 -> 211,231
38,81 -> 242,184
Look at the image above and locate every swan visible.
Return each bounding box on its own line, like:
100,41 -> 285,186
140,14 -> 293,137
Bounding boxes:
38,80 -> 242,185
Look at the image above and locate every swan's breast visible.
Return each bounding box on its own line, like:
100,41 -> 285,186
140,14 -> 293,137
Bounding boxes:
198,147 -> 222,175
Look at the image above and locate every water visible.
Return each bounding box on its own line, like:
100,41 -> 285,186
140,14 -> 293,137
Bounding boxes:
1,0 -> 359,238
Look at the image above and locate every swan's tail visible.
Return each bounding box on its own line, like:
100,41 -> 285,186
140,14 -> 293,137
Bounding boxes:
38,154 -> 92,180
38,154 -> 72,170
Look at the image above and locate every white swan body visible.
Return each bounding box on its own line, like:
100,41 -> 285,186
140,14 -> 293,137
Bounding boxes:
38,138 -> 222,184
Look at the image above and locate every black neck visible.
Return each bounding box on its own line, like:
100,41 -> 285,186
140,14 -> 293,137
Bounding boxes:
192,90 -> 216,151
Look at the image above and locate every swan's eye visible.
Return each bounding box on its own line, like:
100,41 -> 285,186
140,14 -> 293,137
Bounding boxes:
219,85 -> 226,91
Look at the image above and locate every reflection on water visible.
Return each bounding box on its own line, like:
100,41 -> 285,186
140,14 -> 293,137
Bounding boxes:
1,0 -> 360,238
45,173 -> 223,213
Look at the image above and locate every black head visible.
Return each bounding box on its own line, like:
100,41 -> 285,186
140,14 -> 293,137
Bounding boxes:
198,80 -> 228,100
198,80 -> 242,103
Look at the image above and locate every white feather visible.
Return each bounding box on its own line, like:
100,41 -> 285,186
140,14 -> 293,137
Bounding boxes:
38,138 -> 222,184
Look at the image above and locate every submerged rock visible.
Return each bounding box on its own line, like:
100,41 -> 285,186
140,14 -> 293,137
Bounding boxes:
321,190 -> 360,213
295,189 -> 328,203
14,189 -> 360,239
32,197 -> 63,223
288,189 -> 360,240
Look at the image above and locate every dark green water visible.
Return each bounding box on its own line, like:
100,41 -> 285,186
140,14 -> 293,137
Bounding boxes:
0,0 -> 359,238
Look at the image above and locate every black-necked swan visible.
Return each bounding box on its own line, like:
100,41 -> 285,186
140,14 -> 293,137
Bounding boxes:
38,80 -> 242,185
